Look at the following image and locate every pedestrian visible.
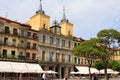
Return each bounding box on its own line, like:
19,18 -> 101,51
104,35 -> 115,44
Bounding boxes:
19,73 -> 23,80
42,73 -> 46,80
64,74 -> 68,80
93,73 -> 98,80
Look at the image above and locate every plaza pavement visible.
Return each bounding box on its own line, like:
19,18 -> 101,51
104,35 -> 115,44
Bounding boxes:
54,77 -> 120,80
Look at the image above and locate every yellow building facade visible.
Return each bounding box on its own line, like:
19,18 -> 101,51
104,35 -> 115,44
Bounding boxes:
0,0 -> 87,79
0,17 -> 39,62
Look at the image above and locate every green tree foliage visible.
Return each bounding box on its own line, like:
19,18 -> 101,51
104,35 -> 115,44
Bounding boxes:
73,29 -> 120,80
97,29 -> 120,80
108,60 -> 120,71
73,38 -> 100,80
93,61 -> 105,71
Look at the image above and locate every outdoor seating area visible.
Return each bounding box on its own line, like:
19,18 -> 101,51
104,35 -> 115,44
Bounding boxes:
0,61 -> 58,80
0,73 -> 42,80
0,61 -> 44,73
69,66 -> 120,80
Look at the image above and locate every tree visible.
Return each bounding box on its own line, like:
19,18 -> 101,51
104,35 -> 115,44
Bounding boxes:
93,60 -> 105,73
97,29 -> 120,80
73,38 -> 99,80
108,60 -> 120,71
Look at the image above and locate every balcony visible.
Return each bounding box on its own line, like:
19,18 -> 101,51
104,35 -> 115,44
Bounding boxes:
40,56 -> 72,64
0,54 -> 38,63
39,42 -> 73,50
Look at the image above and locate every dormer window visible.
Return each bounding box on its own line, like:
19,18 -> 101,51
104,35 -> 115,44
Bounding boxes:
55,26 -> 61,34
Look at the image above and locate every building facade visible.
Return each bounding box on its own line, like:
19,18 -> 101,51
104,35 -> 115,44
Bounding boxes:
0,0 -> 86,79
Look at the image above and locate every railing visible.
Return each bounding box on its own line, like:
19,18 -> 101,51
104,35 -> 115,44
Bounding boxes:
39,42 -> 73,50
40,56 -> 72,64
0,54 -> 38,63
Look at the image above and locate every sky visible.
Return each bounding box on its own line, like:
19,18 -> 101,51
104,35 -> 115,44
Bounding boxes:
0,0 -> 120,40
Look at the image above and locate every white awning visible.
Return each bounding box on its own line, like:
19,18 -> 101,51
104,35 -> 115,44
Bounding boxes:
100,68 -> 120,74
0,61 -> 44,73
75,66 -> 99,74
25,63 -> 45,73
10,62 -> 28,73
0,61 -> 13,72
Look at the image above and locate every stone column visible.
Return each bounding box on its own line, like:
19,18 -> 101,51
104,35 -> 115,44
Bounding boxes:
59,66 -> 62,79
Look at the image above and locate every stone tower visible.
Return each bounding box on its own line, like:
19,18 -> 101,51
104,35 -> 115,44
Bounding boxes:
59,6 -> 73,36
26,0 -> 50,30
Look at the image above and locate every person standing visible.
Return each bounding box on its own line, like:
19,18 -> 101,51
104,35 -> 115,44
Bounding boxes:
42,73 -> 46,80
19,73 -> 23,80
64,74 -> 68,80
93,73 -> 98,80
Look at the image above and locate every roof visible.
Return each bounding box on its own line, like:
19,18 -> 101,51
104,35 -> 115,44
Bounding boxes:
0,16 -> 31,28
73,37 -> 85,42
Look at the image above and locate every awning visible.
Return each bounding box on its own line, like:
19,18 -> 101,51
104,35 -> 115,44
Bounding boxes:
100,68 -> 120,74
0,61 -> 44,73
0,61 -> 13,72
10,62 -> 28,73
25,63 -> 45,73
75,66 -> 99,74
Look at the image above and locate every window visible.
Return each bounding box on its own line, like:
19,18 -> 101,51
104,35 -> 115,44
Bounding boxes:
11,51 -> 15,56
74,43 -> 77,47
2,49 -> 7,57
68,55 -> 71,63
78,58 -> 80,64
49,52 -> 54,61
56,38 -> 60,46
42,35 -> 46,43
13,28 -> 18,35
4,38 -> 8,44
12,39 -> 16,46
62,54 -> 65,62
27,42 -> 30,48
43,24 -> 46,29
62,39 -> 65,47
5,26 -> 10,33
74,57 -> 77,63
68,41 -> 71,48
0,23 -> 4,29
20,29 -> 25,36
42,51 -> 45,61
19,40 -> 24,47
50,37 -> 54,45
33,33 -> 38,39
56,53 -> 60,62
27,32 -> 31,38
32,43 -> 37,49
32,53 -> 36,60
26,53 -> 30,59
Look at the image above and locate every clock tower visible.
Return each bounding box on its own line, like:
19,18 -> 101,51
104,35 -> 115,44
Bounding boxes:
50,19 -> 61,35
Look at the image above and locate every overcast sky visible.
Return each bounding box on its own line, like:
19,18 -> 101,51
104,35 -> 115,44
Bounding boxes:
0,0 -> 120,40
